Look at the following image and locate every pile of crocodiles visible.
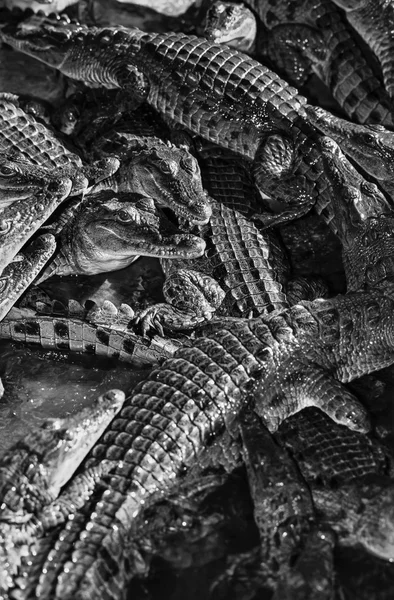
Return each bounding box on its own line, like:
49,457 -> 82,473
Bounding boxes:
4,0 -> 394,598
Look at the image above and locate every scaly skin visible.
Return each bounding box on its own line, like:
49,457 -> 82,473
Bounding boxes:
54,94 -> 212,226
276,409 -> 394,560
305,104 -> 394,198
0,389 -> 126,597
0,156 -> 66,209
318,136 -> 394,291
237,407 -> 334,598
313,478 -> 394,560
203,0 -> 394,125
0,298 -> 183,367
0,172 -> 71,297
92,138 -> 213,226
7,286 -> 394,598
331,0 -> 394,99
136,144 -> 289,334
0,234 -> 57,322
276,408 -> 390,488
200,1 -> 257,53
0,15 -> 339,226
36,190 -> 206,281
0,93 -> 119,196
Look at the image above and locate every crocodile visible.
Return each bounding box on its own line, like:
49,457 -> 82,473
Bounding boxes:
0,14 -> 344,226
200,0 -> 394,126
318,135 -> 394,291
52,92 -> 213,226
236,406 -> 335,598
0,154 -> 68,208
0,234 -> 57,324
199,1 -> 258,53
0,297 -> 184,367
34,190 -> 206,282
276,408 -> 394,560
135,143 -> 290,335
0,388 -> 126,596
0,166 -> 72,319
330,0 -> 394,100
8,282 -> 394,597
0,93 -> 120,197
305,104 -> 394,198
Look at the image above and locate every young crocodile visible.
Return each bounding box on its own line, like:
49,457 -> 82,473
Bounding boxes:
0,389 -> 126,595
0,93 -> 119,197
204,0 -> 394,125
330,0 -> 394,99
8,284 -> 394,598
54,92 -> 213,226
0,298 -> 184,368
305,104 -> 394,199
276,408 -> 394,560
0,14 -> 346,225
36,190 -> 206,281
135,143 -> 290,335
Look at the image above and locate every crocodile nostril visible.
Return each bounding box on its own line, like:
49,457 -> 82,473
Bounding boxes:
47,181 -> 60,192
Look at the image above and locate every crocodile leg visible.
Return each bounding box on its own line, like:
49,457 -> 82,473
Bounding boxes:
7,291 -> 386,598
254,133 -> 318,226
331,0 -> 394,99
0,93 -> 119,196
0,18 -> 334,226
255,354 -> 370,433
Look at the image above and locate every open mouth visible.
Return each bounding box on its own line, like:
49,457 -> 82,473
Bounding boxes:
159,206 -> 201,235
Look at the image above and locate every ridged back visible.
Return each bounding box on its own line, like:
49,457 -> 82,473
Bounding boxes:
276,408 -> 389,485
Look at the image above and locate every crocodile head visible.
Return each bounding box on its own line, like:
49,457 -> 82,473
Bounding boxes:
305,105 -> 394,182
0,13 -> 80,70
0,389 -> 125,523
200,1 -> 257,52
47,191 -> 206,278
97,137 -> 213,226
320,137 -> 394,291
356,478 -> 394,561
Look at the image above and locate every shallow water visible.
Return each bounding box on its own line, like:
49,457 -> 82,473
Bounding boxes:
0,256 -> 163,455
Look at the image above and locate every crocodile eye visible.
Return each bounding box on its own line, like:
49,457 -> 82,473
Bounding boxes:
363,133 -> 376,144
116,210 -> 132,222
0,220 -> 11,235
160,161 -> 177,176
0,166 -> 14,177
181,156 -> 197,174
0,277 -> 8,294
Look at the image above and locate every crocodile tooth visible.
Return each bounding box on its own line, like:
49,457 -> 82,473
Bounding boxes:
85,301 -> 101,323
50,300 -> 67,315
102,300 -> 118,316
68,299 -> 85,317
35,301 -> 50,314
118,303 -> 135,319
